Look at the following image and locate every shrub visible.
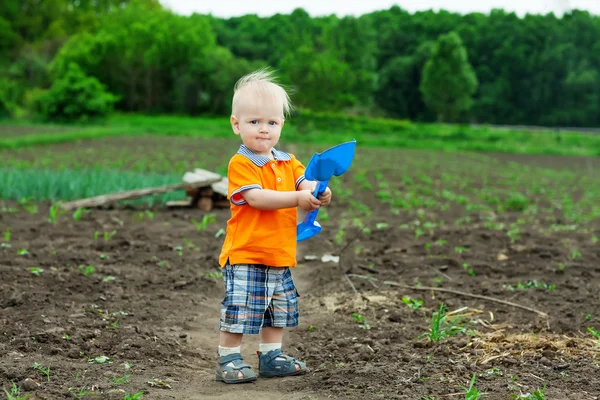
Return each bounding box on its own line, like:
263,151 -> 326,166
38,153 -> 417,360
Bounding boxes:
33,62 -> 118,123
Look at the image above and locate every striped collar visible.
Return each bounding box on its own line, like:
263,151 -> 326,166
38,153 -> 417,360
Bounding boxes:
237,145 -> 292,167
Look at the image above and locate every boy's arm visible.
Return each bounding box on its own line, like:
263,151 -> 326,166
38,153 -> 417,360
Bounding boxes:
242,188 -> 321,211
297,180 -> 317,192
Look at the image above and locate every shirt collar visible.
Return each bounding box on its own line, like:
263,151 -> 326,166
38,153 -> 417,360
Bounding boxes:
237,145 -> 292,167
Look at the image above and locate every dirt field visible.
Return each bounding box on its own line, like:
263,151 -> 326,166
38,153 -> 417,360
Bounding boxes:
1,139 -> 599,399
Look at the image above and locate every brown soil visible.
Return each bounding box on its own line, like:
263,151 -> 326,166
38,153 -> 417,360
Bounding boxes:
1,143 -> 599,399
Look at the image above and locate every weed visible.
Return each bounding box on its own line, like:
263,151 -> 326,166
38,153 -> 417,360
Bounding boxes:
104,230 -> 117,241
78,265 -> 96,276
29,267 -> 44,275
503,281 -> 556,291
205,270 -> 223,279
191,213 -> 216,231
421,304 -> 468,343
462,373 -> 482,399
17,248 -> 29,255
112,375 -> 130,385
48,202 -> 68,224
124,393 -> 143,400
588,327 -> 600,340
32,362 -> 51,382
462,263 -> 476,276
511,385 -> 546,399
402,296 -> 423,310
569,249 -> 582,260
2,227 -> 10,241
454,246 -> 469,255
72,208 -> 90,221
351,313 -> 371,330
3,382 -> 31,400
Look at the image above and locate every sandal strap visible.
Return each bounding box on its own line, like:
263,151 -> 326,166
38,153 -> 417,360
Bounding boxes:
218,353 -> 252,370
259,349 -> 304,374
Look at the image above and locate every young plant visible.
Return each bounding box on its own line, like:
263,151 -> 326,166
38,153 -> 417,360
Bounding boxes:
2,227 -> 10,241
351,313 -> 371,330
3,382 -> 31,400
29,267 -> 44,276
112,375 -> 130,385
32,362 -> 51,382
462,263 -> 476,276
191,213 -> 216,231
72,208 -> 90,221
511,385 -> 546,399
48,202 -> 68,224
402,296 -> 423,310
78,265 -> 96,276
421,304 -> 468,343
462,373 -> 482,400
104,230 -> 117,241
124,392 -> 144,400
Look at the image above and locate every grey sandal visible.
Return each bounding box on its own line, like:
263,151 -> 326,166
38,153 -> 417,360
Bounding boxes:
216,353 -> 257,384
258,349 -> 307,378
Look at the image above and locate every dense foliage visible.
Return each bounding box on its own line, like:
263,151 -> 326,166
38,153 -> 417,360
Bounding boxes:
1,0 -> 599,126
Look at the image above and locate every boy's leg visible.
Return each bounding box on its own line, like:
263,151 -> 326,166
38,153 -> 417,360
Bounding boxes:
217,263 -> 262,383
258,268 -> 306,376
259,327 -> 302,372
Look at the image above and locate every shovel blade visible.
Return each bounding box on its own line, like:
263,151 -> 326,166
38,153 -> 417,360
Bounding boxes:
304,140 -> 356,182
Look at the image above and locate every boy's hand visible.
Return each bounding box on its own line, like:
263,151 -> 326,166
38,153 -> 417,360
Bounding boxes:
297,190 -> 321,212
315,186 -> 332,207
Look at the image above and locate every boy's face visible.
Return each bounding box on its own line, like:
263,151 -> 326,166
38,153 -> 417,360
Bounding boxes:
231,94 -> 284,158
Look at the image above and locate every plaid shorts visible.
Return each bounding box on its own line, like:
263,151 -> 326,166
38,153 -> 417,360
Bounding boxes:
219,263 -> 299,334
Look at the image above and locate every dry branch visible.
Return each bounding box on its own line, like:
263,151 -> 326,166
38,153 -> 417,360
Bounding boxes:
383,280 -> 548,318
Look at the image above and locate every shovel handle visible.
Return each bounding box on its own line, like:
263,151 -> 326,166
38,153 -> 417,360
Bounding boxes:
303,180 -> 329,226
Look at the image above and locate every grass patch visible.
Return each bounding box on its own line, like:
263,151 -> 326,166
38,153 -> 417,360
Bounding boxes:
0,168 -> 186,205
2,114 -> 600,156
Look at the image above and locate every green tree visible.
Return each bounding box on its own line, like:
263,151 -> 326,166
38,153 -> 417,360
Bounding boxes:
420,31 -> 478,122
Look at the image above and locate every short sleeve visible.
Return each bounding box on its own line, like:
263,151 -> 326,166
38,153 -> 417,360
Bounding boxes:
228,156 -> 262,205
291,154 -> 306,190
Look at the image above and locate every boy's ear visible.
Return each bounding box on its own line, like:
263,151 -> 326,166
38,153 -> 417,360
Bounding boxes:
230,115 -> 240,135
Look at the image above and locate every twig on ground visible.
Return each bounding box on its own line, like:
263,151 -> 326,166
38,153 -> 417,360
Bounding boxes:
383,280 -> 548,318
344,274 -> 548,318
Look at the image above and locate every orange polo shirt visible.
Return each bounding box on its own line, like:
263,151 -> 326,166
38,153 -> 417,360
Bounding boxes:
218,145 -> 306,268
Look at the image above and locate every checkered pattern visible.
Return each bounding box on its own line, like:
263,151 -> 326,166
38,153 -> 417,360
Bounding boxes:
220,263 -> 299,334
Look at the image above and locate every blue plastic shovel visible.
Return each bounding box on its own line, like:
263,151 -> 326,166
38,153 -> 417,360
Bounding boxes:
297,140 -> 357,242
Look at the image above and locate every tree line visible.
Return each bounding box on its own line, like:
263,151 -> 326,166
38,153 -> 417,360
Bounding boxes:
1,0 -> 599,126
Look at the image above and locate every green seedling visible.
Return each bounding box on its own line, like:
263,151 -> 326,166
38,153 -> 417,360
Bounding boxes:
462,373 -> 482,399
67,386 -> 95,399
421,303 -> 468,343
511,385 -> 546,399
454,246 -> 469,255
334,229 -> 345,245
3,382 -> 31,400
78,265 -> 96,276
462,263 -> 476,276
174,246 -> 183,256
215,228 -> 225,238
351,313 -> 371,330
593,235 -> 599,244
191,213 -> 216,231
104,230 -> 117,241
557,263 -> 566,271
124,393 -> 143,400
112,375 -> 130,385
434,239 -> 447,246
205,270 -> 223,279
569,249 -> 582,260
103,276 -> 116,282
72,208 -> 90,221
17,249 -> 29,255
32,362 -> 51,382
48,202 -> 68,224
402,296 -> 423,310
29,267 -> 44,276
2,227 -> 10,241
503,281 -> 556,291
588,327 -> 600,340
306,325 -> 318,332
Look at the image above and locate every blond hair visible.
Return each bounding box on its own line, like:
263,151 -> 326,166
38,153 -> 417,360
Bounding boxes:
232,68 -> 292,118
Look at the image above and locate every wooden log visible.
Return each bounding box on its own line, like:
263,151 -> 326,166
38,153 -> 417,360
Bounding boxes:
59,176 -> 222,211
197,197 -> 213,211
166,200 -> 193,208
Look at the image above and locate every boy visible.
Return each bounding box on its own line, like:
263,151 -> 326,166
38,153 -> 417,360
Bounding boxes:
216,68 -> 332,384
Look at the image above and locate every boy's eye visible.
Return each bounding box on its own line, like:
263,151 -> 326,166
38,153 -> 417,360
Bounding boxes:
269,121 -> 277,126
250,120 -> 258,124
